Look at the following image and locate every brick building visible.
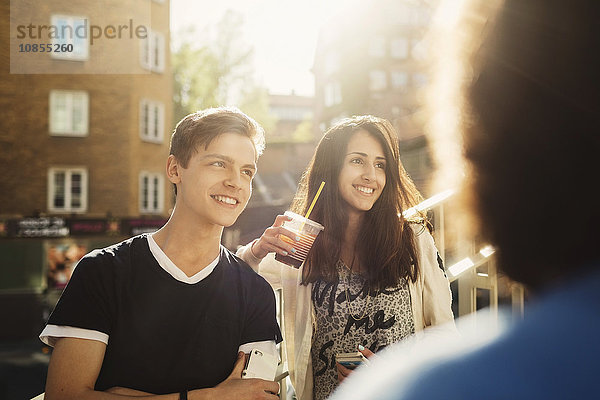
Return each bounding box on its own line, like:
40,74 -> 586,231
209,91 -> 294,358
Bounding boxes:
0,0 -> 172,340
267,92 -> 313,141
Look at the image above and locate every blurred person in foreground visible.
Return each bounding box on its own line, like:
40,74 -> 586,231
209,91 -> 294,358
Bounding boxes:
330,0 -> 600,399
236,116 -> 456,400
41,107 -> 282,399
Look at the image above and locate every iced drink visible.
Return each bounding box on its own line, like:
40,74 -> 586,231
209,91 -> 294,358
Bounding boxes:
275,211 -> 324,268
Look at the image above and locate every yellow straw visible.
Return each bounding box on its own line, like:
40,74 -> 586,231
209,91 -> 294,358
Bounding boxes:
304,181 -> 326,220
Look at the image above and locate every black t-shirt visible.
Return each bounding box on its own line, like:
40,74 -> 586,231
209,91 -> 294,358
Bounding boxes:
47,235 -> 282,394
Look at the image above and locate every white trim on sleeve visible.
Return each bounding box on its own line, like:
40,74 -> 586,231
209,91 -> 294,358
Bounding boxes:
40,324 -> 109,347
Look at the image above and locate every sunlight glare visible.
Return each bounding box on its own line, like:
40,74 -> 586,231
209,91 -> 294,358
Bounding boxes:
172,0 -> 364,95
448,257 -> 475,277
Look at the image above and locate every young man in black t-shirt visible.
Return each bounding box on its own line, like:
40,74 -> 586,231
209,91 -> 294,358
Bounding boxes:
41,108 -> 283,399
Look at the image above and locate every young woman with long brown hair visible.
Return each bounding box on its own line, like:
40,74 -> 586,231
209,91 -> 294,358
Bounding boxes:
237,115 -> 455,400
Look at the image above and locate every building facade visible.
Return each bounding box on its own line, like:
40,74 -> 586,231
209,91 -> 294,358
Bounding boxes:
0,0 -> 172,340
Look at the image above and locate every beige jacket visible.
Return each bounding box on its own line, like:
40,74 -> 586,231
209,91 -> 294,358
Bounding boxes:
236,224 -> 455,400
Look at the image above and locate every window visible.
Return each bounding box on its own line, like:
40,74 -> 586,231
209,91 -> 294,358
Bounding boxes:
324,52 -> 340,75
50,15 -> 89,61
48,168 -> 88,213
368,36 -> 386,57
49,90 -> 89,136
413,73 -> 428,87
411,38 -> 426,61
391,71 -> 409,90
391,37 -> 409,59
140,99 -> 164,142
139,172 -> 164,213
140,30 -> 165,72
324,81 -> 342,107
270,106 -> 312,121
369,70 -> 387,91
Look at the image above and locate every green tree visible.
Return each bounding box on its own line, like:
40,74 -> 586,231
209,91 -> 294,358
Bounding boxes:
172,10 -> 277,131
292,119 -> 314,143
237,85 -> 277,135
213,10 -> 254,106
172,37 -> 219,121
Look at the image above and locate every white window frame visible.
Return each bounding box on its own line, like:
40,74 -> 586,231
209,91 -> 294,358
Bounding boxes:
391,71 -> 409,90
47,167 -> 88,213
139,99 -> 165,143
50,15 -> 89,61
140,30 -> 165,73
369,70 -> 387,91
324,81 -> 342,107
391,37 -> 409,59
49,90 -> 89,136
139,172 -> 164,213
324,52 -> 340,76
413,73 -> 428,87
368,35 -> 386,57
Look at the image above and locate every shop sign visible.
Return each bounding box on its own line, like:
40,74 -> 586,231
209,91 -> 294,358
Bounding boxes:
16,217 -> 69,237
124,219 -> 167,235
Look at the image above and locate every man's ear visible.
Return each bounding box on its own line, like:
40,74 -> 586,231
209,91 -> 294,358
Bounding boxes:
166,155 -> 182,184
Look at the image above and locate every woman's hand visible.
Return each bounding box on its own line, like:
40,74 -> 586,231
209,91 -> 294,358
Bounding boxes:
250,215 -> 299,260
336,362 -> 353,383
336,346 -> 376,384
359,346 -> 376,360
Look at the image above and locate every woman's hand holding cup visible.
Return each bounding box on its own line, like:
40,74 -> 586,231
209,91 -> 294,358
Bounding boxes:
250,215 -> 299,260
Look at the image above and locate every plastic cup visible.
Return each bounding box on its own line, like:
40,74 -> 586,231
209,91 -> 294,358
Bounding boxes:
274,211 -> 324,268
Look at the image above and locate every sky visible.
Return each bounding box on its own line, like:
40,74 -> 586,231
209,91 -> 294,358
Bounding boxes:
170,0 -> 361,97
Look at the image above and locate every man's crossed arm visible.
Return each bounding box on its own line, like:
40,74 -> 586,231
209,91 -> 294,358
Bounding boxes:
45,338 -> 279,400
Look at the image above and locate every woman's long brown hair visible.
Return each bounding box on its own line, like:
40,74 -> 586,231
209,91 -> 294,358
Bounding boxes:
291,116 -> 425,291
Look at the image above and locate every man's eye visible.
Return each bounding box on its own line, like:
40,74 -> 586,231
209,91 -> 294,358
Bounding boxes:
212,161 -> 225,167
242,170 -> 254,177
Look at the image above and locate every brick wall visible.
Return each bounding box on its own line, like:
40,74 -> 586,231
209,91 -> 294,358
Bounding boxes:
0,0 -> 173,219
